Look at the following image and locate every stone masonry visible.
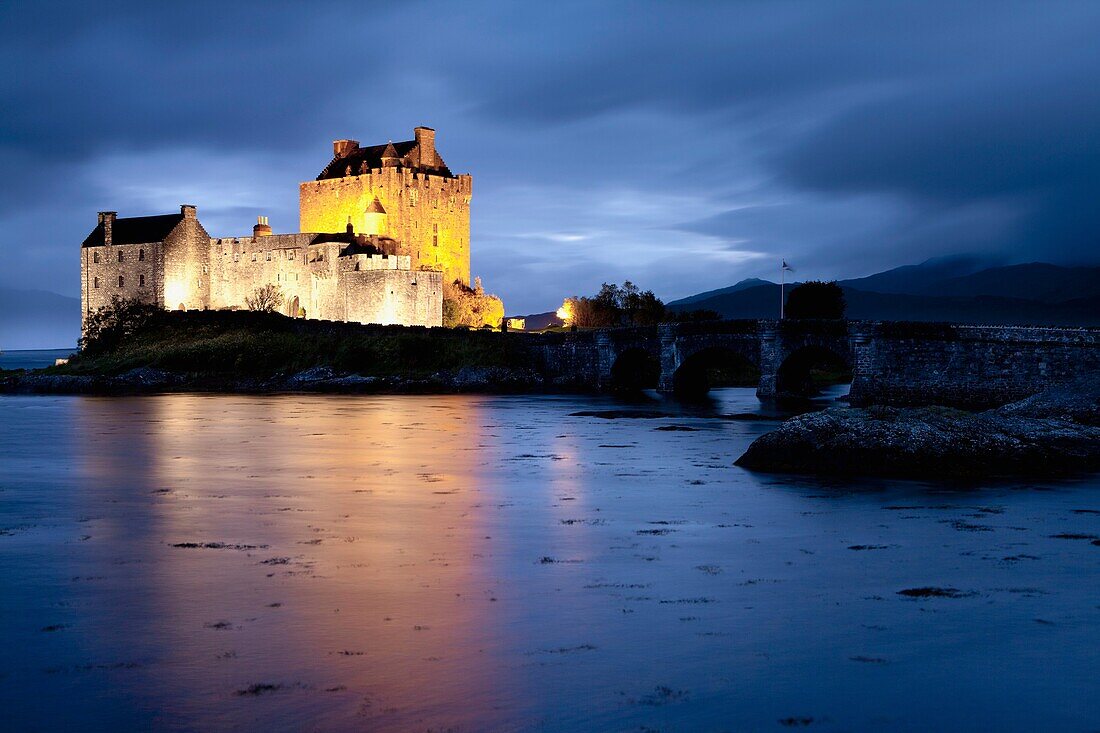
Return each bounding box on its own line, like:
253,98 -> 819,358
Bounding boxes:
81,127 -> 462,330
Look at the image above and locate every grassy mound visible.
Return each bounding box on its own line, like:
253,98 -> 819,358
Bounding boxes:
56,309 -> 533,379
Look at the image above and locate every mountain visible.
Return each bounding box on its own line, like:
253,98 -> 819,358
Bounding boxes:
0,287 -> 81,350
837,254 -> 991,295
923,263 -> 1100,303
669,278 -> 775,306
668,281 -> 1100,326
667,258 -> 1100,326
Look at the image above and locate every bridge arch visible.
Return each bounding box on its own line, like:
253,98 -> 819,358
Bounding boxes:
773,343 -> 852,398
670,345 -> 761,398
609,347 -> 661,392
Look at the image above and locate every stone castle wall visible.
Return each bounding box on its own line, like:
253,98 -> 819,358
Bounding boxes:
162,208 -> 212,312
208,233 -> 442,326
299,168 -> 472,286
81,241 -> 164,316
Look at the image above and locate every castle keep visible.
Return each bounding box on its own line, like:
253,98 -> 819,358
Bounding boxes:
81,126 -> 470,329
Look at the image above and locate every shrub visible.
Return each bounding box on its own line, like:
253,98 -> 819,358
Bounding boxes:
245,284 -> 284,313
79,297 -> 160,355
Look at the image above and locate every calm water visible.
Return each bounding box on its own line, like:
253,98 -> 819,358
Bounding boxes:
0,389 -> 1097,732
0,348 -> 75,370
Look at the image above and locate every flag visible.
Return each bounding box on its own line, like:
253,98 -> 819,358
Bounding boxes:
781,260 -> 795,272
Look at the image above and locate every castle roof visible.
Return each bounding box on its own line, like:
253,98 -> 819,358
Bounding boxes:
81,213 -> 183,248
365,196 -> 387,214
316,140 -> 453,180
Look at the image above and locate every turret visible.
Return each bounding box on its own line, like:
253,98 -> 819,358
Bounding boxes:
363,196 -> 387,235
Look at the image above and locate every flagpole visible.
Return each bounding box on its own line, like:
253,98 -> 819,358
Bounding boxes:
780,260 -> 785,319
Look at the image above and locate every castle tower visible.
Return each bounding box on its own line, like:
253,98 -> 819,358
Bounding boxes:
298,126 -> 472,285
363,197 -> 387,235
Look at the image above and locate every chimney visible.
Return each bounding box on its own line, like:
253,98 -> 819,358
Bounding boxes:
414,126 -> 436,167
181,204 -> 196,219
98,211 -> 116,245
253,215 -> 272,237
333,139 -> 359,158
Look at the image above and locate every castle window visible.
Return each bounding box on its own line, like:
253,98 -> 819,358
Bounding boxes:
288,250 -> 295,260
139,249 -> 145,261
252,253 -> 257,262
234,253 -> 240,262
139,274 -> 145,287
93,251 -> 100,264
433,223 -> 439,233
118,250 -> 124,263
203,265 -> 208,274
94,277 -> 99,289
433,235 -> 438,247
266,252 -> 271,261
118,275 -> 124,287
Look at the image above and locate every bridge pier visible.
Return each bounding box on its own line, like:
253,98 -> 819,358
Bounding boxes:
657,323 -> 678,393
755,325 -> 780,399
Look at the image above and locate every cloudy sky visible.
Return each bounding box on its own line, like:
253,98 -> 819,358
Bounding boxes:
2,1 -> 1098,314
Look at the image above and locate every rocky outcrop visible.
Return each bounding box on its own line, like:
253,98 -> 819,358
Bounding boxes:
0,365 -> 546,395
735,379 -> 1100,478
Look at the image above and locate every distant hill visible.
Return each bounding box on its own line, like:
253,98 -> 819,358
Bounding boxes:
669,259 -> 1100,326
668,277 -> 774,307
837,254 -> 991,296
510,311 -> 563,331
0,287 -> 81,350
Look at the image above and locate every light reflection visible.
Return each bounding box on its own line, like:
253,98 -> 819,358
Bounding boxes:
75,393 -> 509,731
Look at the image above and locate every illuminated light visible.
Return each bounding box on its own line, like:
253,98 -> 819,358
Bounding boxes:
556,299 -> 574,326
164,281 -> 190,309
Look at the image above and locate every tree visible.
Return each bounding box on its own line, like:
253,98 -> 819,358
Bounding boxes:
245,284 -> 284,313
80,296 -> 161,354
561,281 -> 666,328
443,278 -> 504,329
785,281 -> 847,319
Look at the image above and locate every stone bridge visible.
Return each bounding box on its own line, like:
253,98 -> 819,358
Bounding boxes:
524,320 -> 1100,408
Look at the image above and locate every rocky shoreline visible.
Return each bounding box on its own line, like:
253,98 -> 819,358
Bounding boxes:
736,379 -> 1100,478
0,365 -> 553,395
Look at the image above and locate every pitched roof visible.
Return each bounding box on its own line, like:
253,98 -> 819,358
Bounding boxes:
365,196 -> 387,214
81,213 -> 183,248
316,139 -> 453,180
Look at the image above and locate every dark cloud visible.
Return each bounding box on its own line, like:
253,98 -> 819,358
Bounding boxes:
1,0 -> 1098,327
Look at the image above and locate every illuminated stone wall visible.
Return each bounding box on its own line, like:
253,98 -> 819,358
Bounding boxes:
81,241 -> 164,317
207,234 -> 442,326
299,168 -> 472,287
161,207 -> 212,312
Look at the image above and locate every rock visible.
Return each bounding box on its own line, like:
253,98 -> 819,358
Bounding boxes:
110,367 -> 178,388
285,366 -> 337,384
0,373 -> 98,393
995,375 -> 1100,426
735,394 -> 1100,478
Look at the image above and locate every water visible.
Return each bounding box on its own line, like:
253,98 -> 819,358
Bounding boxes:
0,388 -> 1097,732
0,348 -> 75,371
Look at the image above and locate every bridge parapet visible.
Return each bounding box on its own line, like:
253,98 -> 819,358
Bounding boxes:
848,322 -> 1100,409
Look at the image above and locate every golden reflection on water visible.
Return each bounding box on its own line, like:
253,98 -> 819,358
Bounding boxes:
76,393 -> 513,730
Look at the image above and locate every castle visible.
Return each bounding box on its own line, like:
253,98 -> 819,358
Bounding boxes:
81,126 -> 472,329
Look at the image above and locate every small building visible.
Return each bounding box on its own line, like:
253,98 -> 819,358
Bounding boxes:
506,317 -> 526,331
